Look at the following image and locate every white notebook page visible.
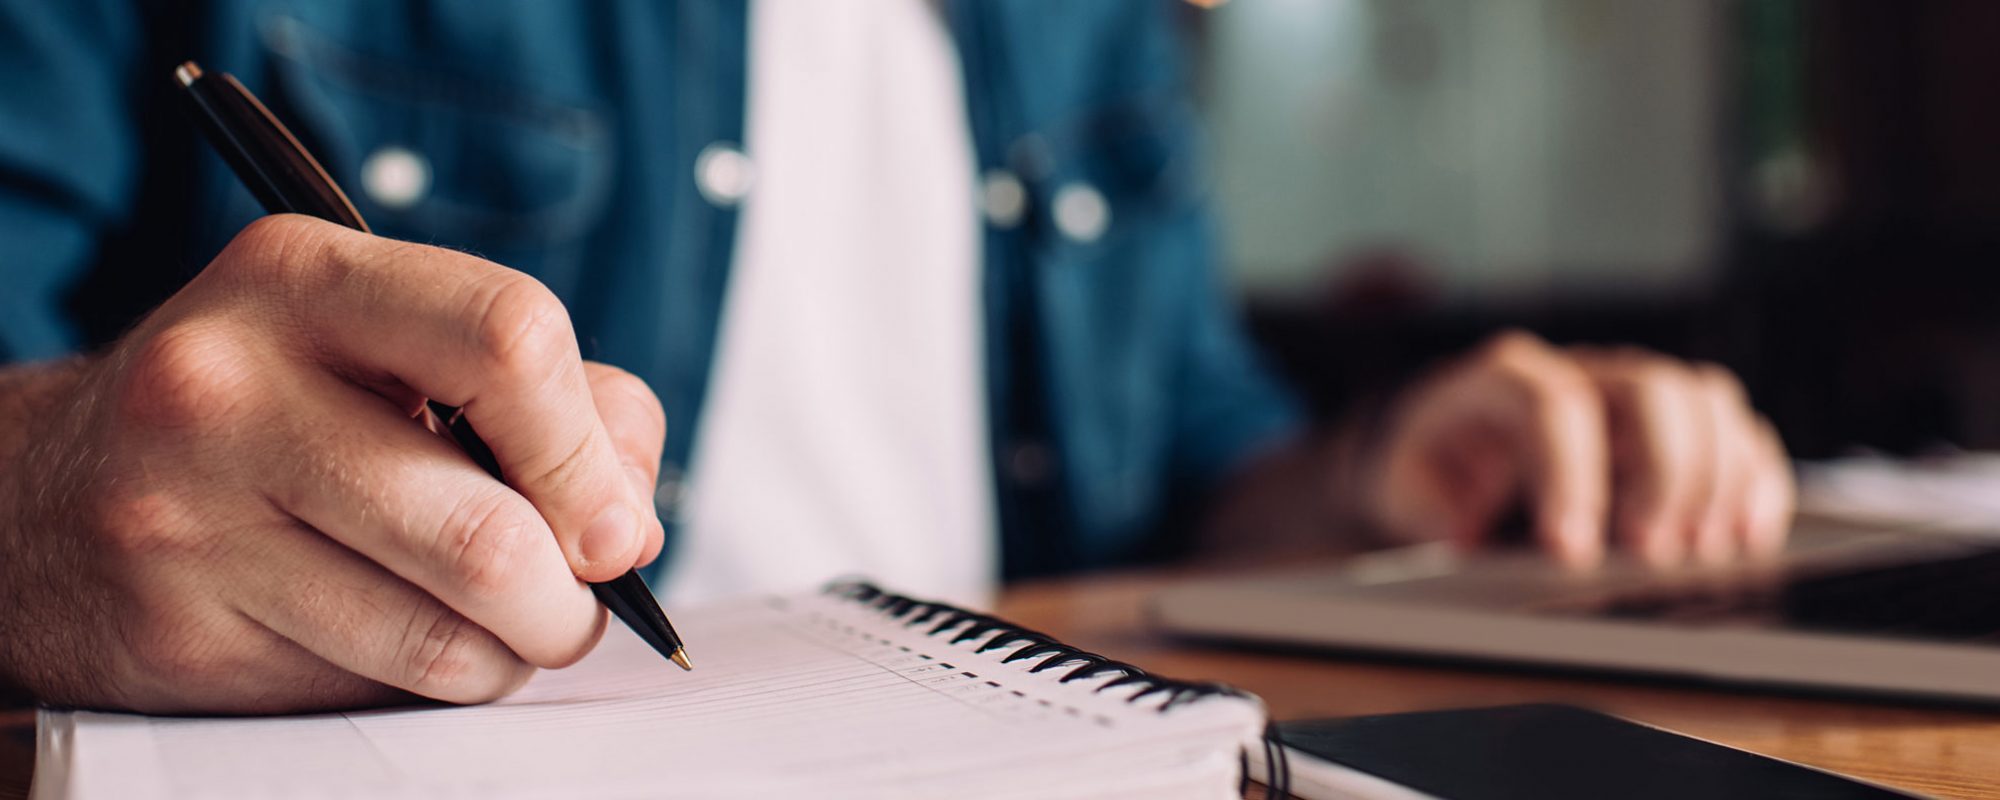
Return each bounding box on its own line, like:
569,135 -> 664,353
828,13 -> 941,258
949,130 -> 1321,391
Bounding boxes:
38,588 -> 1264,800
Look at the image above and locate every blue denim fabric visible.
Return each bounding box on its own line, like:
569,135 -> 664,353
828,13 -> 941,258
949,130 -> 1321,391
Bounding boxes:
0,0 -> 1300,576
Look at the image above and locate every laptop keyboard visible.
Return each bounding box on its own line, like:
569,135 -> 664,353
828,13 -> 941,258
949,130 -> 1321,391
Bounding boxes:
1583,547 -> 2000,643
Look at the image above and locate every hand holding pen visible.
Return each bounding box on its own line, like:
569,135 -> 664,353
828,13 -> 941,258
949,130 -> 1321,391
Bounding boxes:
0,63 -> 681,714
176,62 -> 690,672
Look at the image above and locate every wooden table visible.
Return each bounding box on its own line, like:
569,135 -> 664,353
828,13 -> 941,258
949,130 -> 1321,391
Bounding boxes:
996,567 -> 2000,798
5,566 -> 1998,798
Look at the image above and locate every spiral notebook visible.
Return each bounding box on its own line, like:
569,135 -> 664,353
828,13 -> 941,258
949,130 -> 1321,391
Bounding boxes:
35,581 -> 1275,799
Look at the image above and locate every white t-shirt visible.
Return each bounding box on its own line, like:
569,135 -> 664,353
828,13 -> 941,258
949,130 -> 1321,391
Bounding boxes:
664,0 -> 996,607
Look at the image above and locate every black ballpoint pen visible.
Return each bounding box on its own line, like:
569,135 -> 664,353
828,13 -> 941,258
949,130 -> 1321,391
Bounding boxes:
174,61 -> 692,672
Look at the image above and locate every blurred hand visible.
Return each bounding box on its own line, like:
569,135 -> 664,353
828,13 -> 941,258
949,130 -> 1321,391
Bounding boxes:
0,215 -> 667,714
1364,331 -> 1794,569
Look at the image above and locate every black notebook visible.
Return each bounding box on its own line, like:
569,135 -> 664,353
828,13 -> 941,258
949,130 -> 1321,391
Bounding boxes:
38,581 -> 1272,799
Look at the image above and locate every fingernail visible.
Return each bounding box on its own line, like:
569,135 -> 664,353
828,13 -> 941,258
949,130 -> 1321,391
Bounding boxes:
579,505 -> 639,569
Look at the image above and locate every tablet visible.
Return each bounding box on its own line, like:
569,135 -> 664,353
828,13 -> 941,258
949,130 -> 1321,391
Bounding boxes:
1268,704 -> 1921,800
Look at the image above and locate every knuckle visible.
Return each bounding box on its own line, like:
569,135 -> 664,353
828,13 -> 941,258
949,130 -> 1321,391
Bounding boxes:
1695,363 -> 1747,403
1603,345 -> 1654,365
119,324 -> 261,432
434,492 -> 535,602
95,487 -> 199,558
233,213 -> 318,251
593,366 -> 667,440
1621,361 -> 1689,410
403,610 -> 507,702
1618,354 -> 1677,384
515,433 -> 599,498
216,214 -> 334,288
1480,329 -> 1549,365
1504,359 -> 1591,418
471,275 -> 577,381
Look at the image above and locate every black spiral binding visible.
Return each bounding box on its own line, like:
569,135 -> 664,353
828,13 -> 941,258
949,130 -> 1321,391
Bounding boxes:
825,580 -> 1289,796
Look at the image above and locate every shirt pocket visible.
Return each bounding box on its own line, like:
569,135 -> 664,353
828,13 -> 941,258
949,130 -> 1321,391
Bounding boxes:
256,14 -> 614,287
1015,93 -> 1207,262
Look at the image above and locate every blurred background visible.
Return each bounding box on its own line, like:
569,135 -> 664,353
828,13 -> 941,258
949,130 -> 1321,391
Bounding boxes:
1183,0 -> 2000,459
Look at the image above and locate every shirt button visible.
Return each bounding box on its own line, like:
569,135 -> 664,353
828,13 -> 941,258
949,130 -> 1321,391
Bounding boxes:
360,146 -> 430,210
980,169 -> 1027,229
1052,182 -> 1110,244
694,143 -> 755,206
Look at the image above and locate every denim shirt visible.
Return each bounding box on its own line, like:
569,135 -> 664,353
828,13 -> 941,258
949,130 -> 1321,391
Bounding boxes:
0,0 -> 1300,577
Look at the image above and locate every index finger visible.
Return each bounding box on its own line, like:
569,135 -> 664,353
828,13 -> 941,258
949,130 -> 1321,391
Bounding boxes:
1475,334 -> 1611,568
231,216 -> 654,581
1570,350 -> 1705,567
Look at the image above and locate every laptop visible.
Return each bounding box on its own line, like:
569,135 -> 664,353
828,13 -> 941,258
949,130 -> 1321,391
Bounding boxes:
1150,517 -> 2000,701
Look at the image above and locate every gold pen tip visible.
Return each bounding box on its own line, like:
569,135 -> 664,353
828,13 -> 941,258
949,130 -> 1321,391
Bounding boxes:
175,61 -> 204,87
670,648 -> 693,671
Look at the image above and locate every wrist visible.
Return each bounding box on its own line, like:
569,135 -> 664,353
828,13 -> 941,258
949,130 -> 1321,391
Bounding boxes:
0,356 -> 91,502
0,357 -> 92,697
1322,389 -> 1397,531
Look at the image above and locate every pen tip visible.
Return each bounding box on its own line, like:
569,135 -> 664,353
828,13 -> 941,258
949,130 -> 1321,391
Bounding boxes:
175,61 -> 204,87
670,648 -> 693,671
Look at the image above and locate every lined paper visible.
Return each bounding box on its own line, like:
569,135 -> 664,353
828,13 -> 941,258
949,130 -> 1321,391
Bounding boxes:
40,590 -> 1262,800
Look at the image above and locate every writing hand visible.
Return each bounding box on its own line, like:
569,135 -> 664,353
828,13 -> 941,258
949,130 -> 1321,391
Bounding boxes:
0,216 -> 667,713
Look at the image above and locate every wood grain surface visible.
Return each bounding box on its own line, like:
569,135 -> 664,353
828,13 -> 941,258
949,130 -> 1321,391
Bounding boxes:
994,567 -> 2000,799
4,565 -> 1996,798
